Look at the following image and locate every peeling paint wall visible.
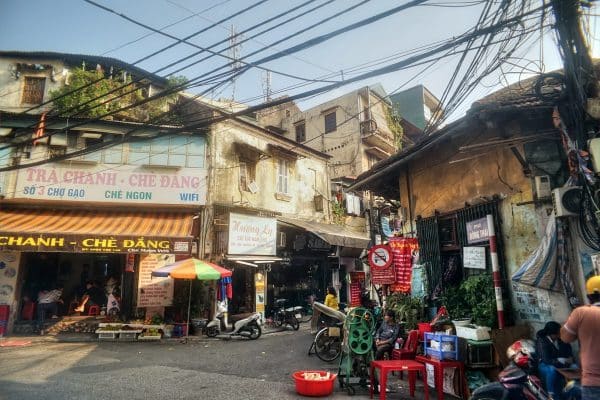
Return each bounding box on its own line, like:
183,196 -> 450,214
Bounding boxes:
209,121 -> 331,222
398,127 -> 573,330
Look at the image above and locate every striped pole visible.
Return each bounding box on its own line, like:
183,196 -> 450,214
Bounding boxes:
487,214 -> 505,329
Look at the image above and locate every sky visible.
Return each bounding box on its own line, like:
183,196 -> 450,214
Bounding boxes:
2,0 -> 599,122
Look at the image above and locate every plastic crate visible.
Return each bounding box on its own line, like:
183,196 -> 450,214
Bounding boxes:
425,332 -> 459,360
118,331 -> 138,341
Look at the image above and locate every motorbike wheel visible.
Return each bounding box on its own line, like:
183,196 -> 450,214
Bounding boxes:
274,313 -> 283,327
248,322 -> 261,340
314,328 -> 342,362
205,326 -> 219,338
288,316 -> 300,331
470,382 -> 506,400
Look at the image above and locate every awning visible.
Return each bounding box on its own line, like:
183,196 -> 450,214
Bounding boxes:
277,217 -> 370,249
0,209 -> 195,254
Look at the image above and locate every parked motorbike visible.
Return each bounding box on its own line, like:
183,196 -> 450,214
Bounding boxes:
272,299 -> 300,330
471,339 -> 580,400
205,303 -> 262,340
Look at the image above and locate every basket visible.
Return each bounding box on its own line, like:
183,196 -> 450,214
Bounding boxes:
292,370 -> 337,397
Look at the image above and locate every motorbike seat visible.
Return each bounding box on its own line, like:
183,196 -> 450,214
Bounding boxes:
498,365 -> 528,384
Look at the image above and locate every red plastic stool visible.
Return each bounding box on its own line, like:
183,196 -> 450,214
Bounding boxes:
88,305 -> 100,316
21,301 -> 36,320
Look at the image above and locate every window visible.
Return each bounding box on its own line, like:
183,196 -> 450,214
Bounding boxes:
324,111 -> 337,133
21,77 -> 45,104
276,159 -> 289,194
239,159 -> 257,192
295,122 -> 306,143
129,135 -> 206,167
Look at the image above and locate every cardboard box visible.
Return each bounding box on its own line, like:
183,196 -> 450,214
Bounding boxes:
455,325 -> 491,341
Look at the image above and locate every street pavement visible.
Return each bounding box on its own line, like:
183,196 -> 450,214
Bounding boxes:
0,323 -> 438,400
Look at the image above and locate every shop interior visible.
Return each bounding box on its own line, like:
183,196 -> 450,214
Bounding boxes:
19,252 -> 125,319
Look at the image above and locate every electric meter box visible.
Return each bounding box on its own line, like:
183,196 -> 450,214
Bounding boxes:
534,175 -> 552,198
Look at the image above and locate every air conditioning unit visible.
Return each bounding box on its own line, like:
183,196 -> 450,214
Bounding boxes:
552,186 -> 582,217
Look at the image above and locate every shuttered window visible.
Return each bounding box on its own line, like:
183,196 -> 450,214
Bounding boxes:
21,77 -> 46,104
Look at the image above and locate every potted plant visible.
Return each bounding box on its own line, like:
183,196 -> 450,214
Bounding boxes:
386,292 -> 424,331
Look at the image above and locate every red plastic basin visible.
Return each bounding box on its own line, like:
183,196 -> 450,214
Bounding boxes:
292,370 -> 337,397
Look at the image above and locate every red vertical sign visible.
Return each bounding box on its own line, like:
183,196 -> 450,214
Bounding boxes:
389,237 -> 418,293
349,272 -> 365,307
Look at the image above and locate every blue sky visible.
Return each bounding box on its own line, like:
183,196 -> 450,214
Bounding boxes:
2,0 -> 599,121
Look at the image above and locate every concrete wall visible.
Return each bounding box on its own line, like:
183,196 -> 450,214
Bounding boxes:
209,120 -> 331,222
398,126 -> 573,331
274,87 -> 396,180
0,57 -> 65,114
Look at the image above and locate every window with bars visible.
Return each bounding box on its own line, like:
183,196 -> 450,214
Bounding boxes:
324,110 -> 337,133
21,77 -> 46,104
295,121 -> 306,142
276,158 -> 289,194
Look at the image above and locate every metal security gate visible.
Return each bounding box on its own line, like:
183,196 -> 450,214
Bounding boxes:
416,199 -> 505,296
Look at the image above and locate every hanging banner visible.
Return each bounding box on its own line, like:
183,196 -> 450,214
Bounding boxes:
389,237 -> 418,293
349,271 -> 366,307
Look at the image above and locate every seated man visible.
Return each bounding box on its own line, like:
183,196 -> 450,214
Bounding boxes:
374,309 -> 401,360
37,285 -> 63,334
536,321 -> 577,399
74,281 -> 107,313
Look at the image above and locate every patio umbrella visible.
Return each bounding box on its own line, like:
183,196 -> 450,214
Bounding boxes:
151,258 -> 232,341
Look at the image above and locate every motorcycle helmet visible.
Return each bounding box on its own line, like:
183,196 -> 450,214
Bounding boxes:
506,339 -> 536,368
586,275 -> 600,295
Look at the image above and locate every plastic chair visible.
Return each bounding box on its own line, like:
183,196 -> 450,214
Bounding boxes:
88,305 -> 100,316
392,330 -> 419,360
392,330 -> 419,380
21,301 -> 36,320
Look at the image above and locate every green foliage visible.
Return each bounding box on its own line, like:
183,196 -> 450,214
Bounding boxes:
331,200 -> 345,225
384,107 -> 403,150
49,67 -> 186,124
440,274 -> 497,328
385,292 -> 423,331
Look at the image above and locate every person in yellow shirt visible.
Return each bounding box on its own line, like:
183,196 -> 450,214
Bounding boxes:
324,286 -> 339,310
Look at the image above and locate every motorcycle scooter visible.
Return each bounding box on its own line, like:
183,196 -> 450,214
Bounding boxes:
205,303 -> 262,340
471,339 -> 580,400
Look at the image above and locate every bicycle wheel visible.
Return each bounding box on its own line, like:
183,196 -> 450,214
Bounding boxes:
314,328 -> 342,362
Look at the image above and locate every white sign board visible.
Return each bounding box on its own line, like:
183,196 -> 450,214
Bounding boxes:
463,246 -> 486,270
137,254 -> 175,308
14,164 -> 207,205
228,213 -> 276,255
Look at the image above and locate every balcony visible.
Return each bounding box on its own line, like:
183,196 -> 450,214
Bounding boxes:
360,119 -> 396,154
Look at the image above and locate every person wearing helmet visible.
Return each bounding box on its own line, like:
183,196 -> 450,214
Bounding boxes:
536,321 -> 576,399
560,275 -> 600,400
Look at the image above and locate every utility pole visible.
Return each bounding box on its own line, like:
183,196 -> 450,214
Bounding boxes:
551,0 -> 596,149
